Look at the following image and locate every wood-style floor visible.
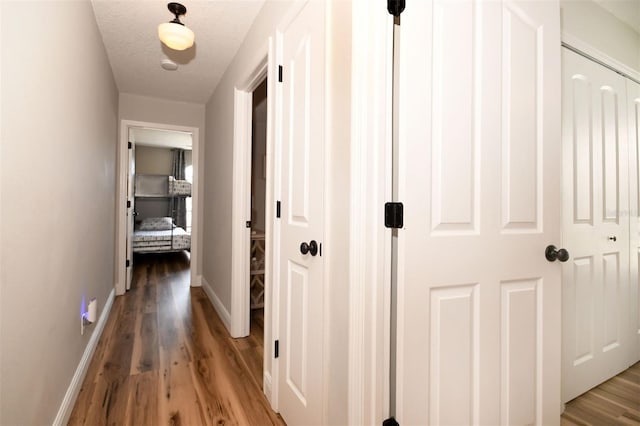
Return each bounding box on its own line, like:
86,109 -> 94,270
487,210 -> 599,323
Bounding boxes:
69,252 -> 283,426
562,362 -> 640,425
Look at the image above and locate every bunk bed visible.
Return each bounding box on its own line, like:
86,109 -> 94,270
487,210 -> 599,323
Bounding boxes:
132,174 -> 191,253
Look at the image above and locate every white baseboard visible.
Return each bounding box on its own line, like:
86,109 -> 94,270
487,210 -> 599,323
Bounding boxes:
264,371 -> 274,407
53,288 -> 115,426
191,273 -> 203,287
201,276 -> 232,332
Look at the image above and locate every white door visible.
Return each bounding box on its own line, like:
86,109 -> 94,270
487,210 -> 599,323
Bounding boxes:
277,1 -> 324,424
561,48 -> 632,402
395,1 -> 562,424
126,138 -> 135,290
628,78 -> 640,364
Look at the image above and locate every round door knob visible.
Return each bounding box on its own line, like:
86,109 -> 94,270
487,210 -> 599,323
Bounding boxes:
300,240 -> 318,256
608,236 -> 617,242
545,245 -> 569,262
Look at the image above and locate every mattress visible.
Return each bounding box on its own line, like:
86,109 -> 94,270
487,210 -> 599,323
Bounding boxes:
132,227 -> 190,252
168,177 -> 191,196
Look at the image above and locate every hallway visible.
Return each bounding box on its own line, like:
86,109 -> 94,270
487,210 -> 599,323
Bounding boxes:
68,252 -> 282,425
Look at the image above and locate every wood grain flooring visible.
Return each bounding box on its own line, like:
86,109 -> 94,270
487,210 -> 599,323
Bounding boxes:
69,252 -> 283,426
562,362 -> 640,426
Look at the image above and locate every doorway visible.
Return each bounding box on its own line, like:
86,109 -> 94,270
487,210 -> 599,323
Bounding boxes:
116,120 -> 201,296
129,128 -> 194,290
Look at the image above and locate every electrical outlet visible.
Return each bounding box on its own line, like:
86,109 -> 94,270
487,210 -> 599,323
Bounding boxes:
81,311 -> 85,335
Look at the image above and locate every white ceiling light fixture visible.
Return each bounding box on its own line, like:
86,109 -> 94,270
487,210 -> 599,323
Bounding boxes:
158,2 -> 194,51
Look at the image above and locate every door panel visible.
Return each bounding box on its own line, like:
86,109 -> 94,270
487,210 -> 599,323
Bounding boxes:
396,1 -> 561,424
561,48 -> 630,402
277,1 -> 324,424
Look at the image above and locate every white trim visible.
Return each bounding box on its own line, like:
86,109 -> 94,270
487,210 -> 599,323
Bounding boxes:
230,89 -> 252,338
201,277 -> 232,331
191,274 -> 203,287
116,120 -> 201,296
53,289 -> 115,426
0,3 -> 4,404
264,36 -> 280,411
348,1 -> 394,424
561,32 -> 640,82
230,53 -> 269,339
263,372 -> 274,405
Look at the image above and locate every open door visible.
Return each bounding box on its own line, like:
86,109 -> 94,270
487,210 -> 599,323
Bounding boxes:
276,0 -> 325,424
126,136 -> 135,291
395,1 -> 562,424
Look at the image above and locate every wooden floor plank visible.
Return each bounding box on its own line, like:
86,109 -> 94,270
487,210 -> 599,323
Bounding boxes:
562,362 -> 640,426
124,371 -> 158,426
69,252 -> 283,426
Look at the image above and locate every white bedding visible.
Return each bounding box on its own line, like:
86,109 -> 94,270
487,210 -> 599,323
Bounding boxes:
168,177 -> 191,196
133,226 -> 190,252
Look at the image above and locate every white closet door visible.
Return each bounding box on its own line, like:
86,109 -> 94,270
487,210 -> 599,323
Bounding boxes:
396,1 -> 562,424
627,78 -> 640,365
561,48 -> 631,403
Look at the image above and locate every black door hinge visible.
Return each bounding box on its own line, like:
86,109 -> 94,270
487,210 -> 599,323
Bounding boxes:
127,200 -> 131,208
246,221 -> 252,228
126,259 -> 130,268
128,141 -> 132,149
278,65 -> 283,83
383,417 -> 399,426
274,340 -> 279,358
276,201 -> 281,218
384,202 -> 404,229
387,0 -> 405,17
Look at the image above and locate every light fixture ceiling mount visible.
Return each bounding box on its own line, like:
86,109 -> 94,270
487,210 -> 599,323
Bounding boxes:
158,2 -> 195,51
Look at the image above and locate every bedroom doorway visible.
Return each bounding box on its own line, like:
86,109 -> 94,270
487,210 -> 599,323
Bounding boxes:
129,128 -> 194,290
117,120 -> 201,296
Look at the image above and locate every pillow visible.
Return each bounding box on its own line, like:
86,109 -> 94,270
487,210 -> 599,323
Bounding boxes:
139,217 -> 173,231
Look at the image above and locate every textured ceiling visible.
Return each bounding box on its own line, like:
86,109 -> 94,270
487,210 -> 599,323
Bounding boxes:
91,0 -> 265,104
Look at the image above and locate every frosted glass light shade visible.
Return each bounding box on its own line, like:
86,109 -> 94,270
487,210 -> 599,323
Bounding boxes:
158,22 -> 194,51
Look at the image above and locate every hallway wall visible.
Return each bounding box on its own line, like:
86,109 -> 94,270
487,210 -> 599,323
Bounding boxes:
561,0 -> 640,71
0,1 -> 118,424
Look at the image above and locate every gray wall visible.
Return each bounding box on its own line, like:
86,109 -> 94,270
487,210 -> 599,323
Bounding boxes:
0,1 -> 118,424
251,81 -> 267,232
561,0 -> 640,70
134,146 -> 193,221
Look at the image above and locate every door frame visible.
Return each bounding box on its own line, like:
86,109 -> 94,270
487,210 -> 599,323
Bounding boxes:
229,41 -> 279,405
347,0 -> 394,424
116,120 -> 201,295
230,53 -> 268,339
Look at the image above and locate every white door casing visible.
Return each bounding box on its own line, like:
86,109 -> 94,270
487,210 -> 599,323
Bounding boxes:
276,0 -> 325,424
629,78 -> 640,363
126,137 -> 135,291
561,48 -> 632,402
396,1 -> 561,424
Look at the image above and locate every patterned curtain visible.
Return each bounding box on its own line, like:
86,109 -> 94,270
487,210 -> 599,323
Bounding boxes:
171,149 -> 187,229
